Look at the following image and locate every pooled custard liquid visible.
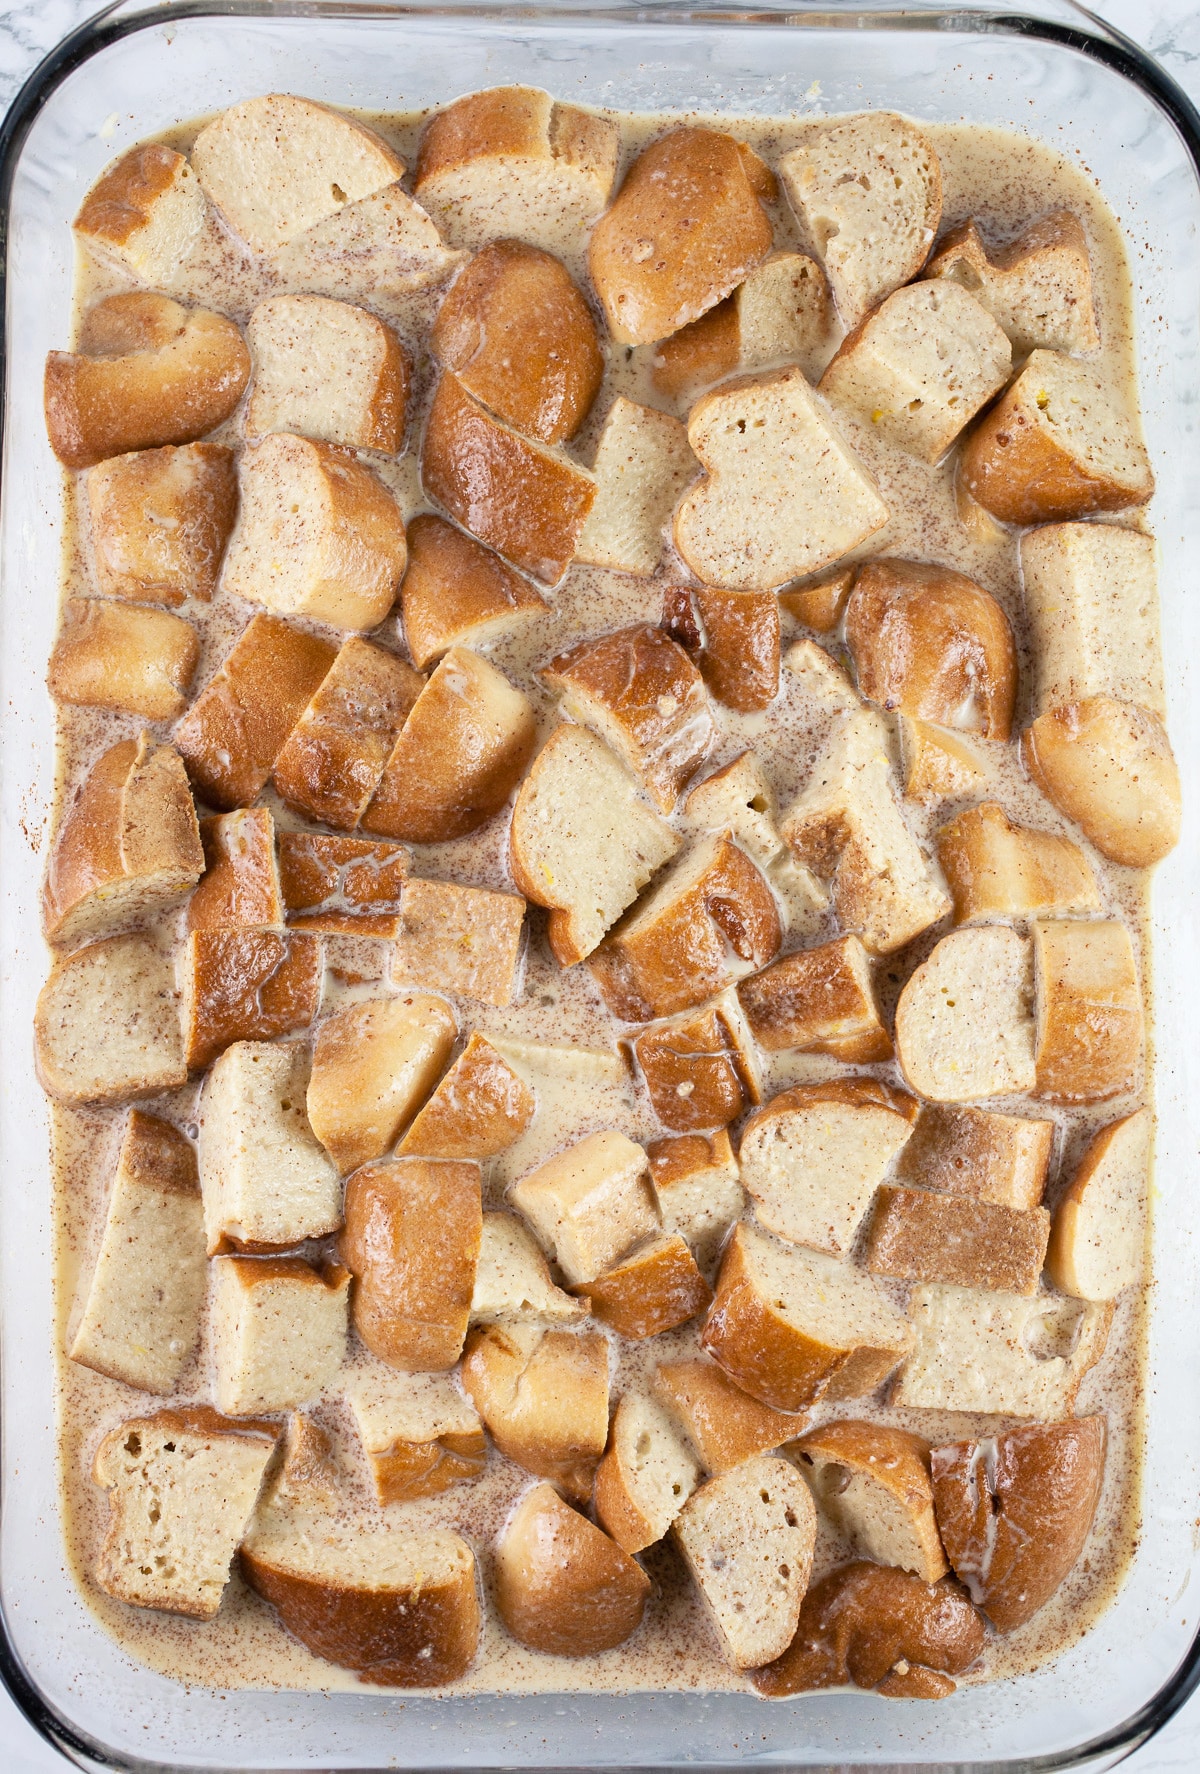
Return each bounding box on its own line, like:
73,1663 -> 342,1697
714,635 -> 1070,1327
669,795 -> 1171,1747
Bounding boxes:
51,104 -> 1154,1696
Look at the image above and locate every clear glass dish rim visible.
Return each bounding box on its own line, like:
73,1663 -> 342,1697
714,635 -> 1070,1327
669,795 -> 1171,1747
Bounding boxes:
1,3 -> 1199,1770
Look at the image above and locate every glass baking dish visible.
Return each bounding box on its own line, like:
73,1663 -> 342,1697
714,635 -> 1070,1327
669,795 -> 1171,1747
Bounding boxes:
2,0 -> 1199,1767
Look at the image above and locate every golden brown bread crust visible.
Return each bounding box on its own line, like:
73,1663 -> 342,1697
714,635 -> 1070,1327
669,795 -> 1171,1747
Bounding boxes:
369,1430 -> 487,1506
580,1234 -> 711,1338
187,809 -> 283,932
896,1103 -> 1053,1210
460,1325 -> 609,1502
74,142 -> 187,247
650,297 -> 740,403
415,85 -> 557,184
494,1484 -> 650,1656
87,443 -> 237,606
935,801 -> 1099,923
400,513 -> 546,671
736,934 -> 890,1061
864,1185 -> 1050,1294
120,1109 -> 199,1195
392,877 -> 527,1008
397,1032 -> 535,1158
652,1359 -> 807,1474
632,1000 -> 760,1133
48,598 -> 199,720
1032,917 -> 1143,1103
1021,696 -> 1181,869
779,566 -> 857,635
693,585 -> 781,713
277,832 -> 407,935
793,1418 -> 946,1582
180,929 -> 321,1070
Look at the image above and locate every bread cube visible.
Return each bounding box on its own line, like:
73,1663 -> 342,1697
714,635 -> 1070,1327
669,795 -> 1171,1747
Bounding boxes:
212,1255 -> 349,1415
865,1186 -> 1050,1293
398,1033 -> 534,1159
779,113 -> 942,327
651,252 -> 834,402
893,1283 -> 1112,1417
960,351 -> 1154,525
702,1221 -> 914,1412
48,597 -> 198,719
345,1365 -> 484,1505
1022,695 -> 1181,868
652,1358 -> 808,1475
673,1455 -> 816,1670
307,992 -> 457,1174
42,734 -> 203,949
574,398 -> 697,577
692,585 -> 781,713
896,1104 -> 1053,1210
495,1484 -> 649,1656
277,831 -> 408,935
794,1420 -> 946,1582
737,933 -> 890,1062
674,367 -> 889,590
223,433 -> 406,631
470,1211 -> 586,1326
70,1112 -> 205,1394
187,808 -> 283,933
1020,522 -> 1163,719
461,1324 -> 609,1501
392,877 -> 526,1008
782,634 -> 862,713
74,143 -> 208,288
779,565 -> 857,635
895,925 -> 1036,1102
595,1392 -> 701,1554
900,717 -> 984,807
633,994 -> 761,1135
93,1408 -> 278,1617
400,513 -> 546,671
510,723 -> 680,965
1046,1108 -> 1150,1299
45,291 -> 250,469
180,928 -> 320,1071
174,613 -> 337,811
87,442 -> 236,605
646,1130 -> 745,1266
265,1414 -> 344,1513
936,801 -> 1099,924
1033,917 -> 1143,1102
363,645 -> 536,843
35,932 -> 185,1105
192,94 -> 404,253
925,211 -> 1100,356
584,1233 -> 712,1339
487,1037 -> 641,1193
246,295 -> 408,452
268,180 -> 463,302
509,1129 -> 658,1287
341,1158 -> 482,1370
683,750 -> 782,867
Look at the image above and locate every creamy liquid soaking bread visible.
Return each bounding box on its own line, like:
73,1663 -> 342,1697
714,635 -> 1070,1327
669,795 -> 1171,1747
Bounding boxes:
35,86 -> 1177,1699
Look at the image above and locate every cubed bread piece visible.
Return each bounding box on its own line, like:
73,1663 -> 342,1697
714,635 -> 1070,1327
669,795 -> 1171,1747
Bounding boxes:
653,1359 -> 808,1475
782,635 -> 862,714
737,1078 -> 916,1257
895,925 -> 1036,1102
495,1483 -> 650,1656
896,1103 -> 1053,1210
179,928 -> 321,1071
87,442 -> 236,606
400,513 -> 546,671
398,1033 -> 534,1158
779,565 -> 857,635
589,834 -> 781,1023
48,598 -> 198,719
70,1112 -> 205,1393
246,295 -> 408,452
1046,1109 -> 1151,1299
1022,695 -> 1181,869
187,808 -> 283,933
737,934 -> 890,1062
364,645 -> 536,844
414,86 -> 619,254
42,734 -> 203,948
844,557 -> 1017,739
794,1420 -> 946,1582
212,1255 -> 349,1415
268,180 -> 464,301
470,1211 -> 587,1325
595,1392 -> 701,1554
780,711 -> 951,954
392,877 -> 526,1008
265,1414 -> 345,1513
45,292 -> 250,469
702,1221 -> 915,1412
35,932 -> 185,1105
672,1455 -> 816,1670
1032,917 -> 1142,1102
272,637 -> 423,831
646,1130 -> 745,1267
422,373 -> 595,585
900,718 -> 985,807
693,585 -> 781,713
345,1365 -> 484,1504
589,126 -> 772,346
509,1129 -> 658,1287
633,993 -> 761,1134
779,114 -> 942,327
892,1283 -> 1112,1416
674,367 -> 889,590
461,1324 -> 609,1500
931,1417 -> 1106,1632
865,1186 -> 1050,1293
431,238 -> 601,442
341,1159 -> 482,1370
93,1408 -> 278,1617
683,751 -> 782,867
959,350 -> 1154,525
487,1037 -> 640,1192
925,212 -> 1100,356
582,1233 -> 712,1339
241,1519 -> 479,1686
277,831 -> 408,935
222,433 -> 406,631
174,614 -> 337,812
510,723 -> 680,966
574,398 -> 697,577
651,252 -> 834,402
1020,522 -> 1163,718
74,143 -> 208,286
936,801 -> 1099,924
192,94 -> 404,252
307,993 -> 457,1173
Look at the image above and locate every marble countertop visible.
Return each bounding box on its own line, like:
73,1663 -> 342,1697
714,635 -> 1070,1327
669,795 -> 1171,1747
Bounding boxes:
0,0 -> 1196,1767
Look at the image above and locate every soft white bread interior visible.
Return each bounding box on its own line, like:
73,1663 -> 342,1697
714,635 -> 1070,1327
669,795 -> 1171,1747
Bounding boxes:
211,1255 -> 350,1415
683,750 -> 783,868
652,1357 -> 808,1475
35,932 -> 186,1106
344,1364 -> 484,1505
306,993 -> 457,1174
486,1036 -> 639,1194
646,1130 -> 745,1266
508,1128 -> 659,1287
187,807 -> 284,934
1046,1108 -> 1151,1300
74,144 -> 208,288
900,718 -> 985,808
392,878 -> 528,1010
1019,522 -> 1164,719
246,295 -> 408,453
1032,916 -> 1143,1103
895,925 -> 1037,1102
494,1483 -> 650,1657
896,1103 -> 1053,1211
594,1391 -> 702,1554
1022,695 -> 1181,870
794,1419 -> 947,1583
924,212 -> 1100,356
461,1323 -> 609,1501
575,397 -> 697,577
267,179 -> 463,301
935,801 -> 1099,924
48,597 -> 199,720
651,252 -> 834,402
469,1211 -> 587,1325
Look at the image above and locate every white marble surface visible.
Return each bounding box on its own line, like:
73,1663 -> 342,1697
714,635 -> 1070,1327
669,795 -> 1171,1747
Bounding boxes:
0,0 -> 1198,1767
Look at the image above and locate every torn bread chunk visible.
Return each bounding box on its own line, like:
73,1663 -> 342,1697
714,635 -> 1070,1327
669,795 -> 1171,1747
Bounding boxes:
268,181 -> 463,302
865,1187 -> 1050,1294
487,1038 -> 639,1193
198,1041 -> 341,1253
179,929 -> 321,1071
74,143 -> 208,288
900,718 -> 985,808
186,808 -> 283,933
461,1324 -> 609,1502
646,1130 -> 745,1267
93,1408 -> 278,1617
341,1159 -> 482,1371
70,1112 -> 205,1394
345,1366 -> 484,1505
495,1484 -> 649,1656
246,295 -> 408,452
595,1392 -> 701,1554
265,1414 -> 344,1513
895,925 -> 1036,1102
893,1284 -> 1112,1418
779,565 -> 857,635
392,878 -> 526,1008
1020,523 -> 1164,719
1022,695 -> 1181,869
782,635 -> 861,714
35,932 -> 186,1105
509,1129 -> 658,1287
896,1104 -> 1053,1211
1046,1109 -> 1151,1300
582,1233 -> 712,1339
633,993 -> 761,1135
653,1359 -> 808,1475
651,252 -> 834,401
1033,917 -> 1143,1102
794,1420 -> 946,1583
307,993 -> 457,1174
683,751 -> 783,868
87,442 -> 236,606
400,513 -> 546,671
936,802 -> 1099,924
470,1211 -> 587,1326
398,1033 -> 534,1159
277,832 -> 408,935
737,934 -> 891,1063
779,113 -> 942,327
925,212 -> 1100,356
674,366 -> 889,590
693,585 -> 781,713
575,399 -> 697,578
510,723 -> 681,966
212,1256 -> 350,1416
48,598 -> 198,720
42,734 -> 203,949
